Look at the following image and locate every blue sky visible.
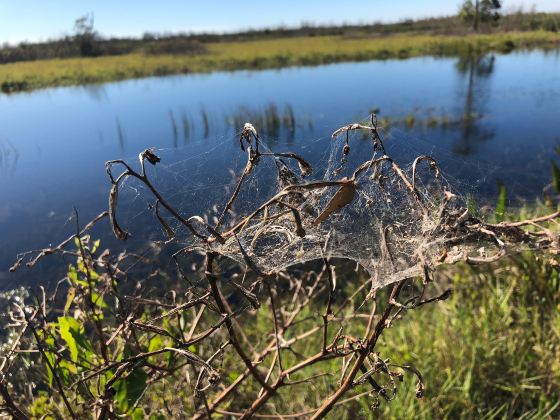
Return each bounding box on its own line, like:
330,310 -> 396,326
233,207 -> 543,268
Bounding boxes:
1,1 -> 558,44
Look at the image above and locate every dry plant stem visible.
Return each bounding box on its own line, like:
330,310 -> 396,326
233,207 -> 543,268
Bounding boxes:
107,157 -> 223,242
10,211 -> 108,272
322,258 -> 335,354
411,155 -> 439,191
205,252 -> 273,393
197,268 -> 352,418
215,147 -> 254,229
74,345 -> 216,390
0,382 -> 29,420
257,353 -> 278,400
193,269 -> 329,419
486,210 -> 560,228
311,280 -> 405,419
21,307 -> 77,419
266,282 -> 284,374
214,390 -> 372,418
239,351 -> 342,419
221,295 -> 256,352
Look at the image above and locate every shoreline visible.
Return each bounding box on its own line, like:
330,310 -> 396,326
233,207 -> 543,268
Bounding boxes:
1,31 -> 559,94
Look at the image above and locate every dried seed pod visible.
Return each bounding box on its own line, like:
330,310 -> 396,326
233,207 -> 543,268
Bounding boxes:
140,148 -> 161,166
415,378 -> 425,398
9,257 -> 24,272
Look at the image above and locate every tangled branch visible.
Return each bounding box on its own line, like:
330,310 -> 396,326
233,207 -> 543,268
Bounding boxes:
4,116 -> 558,419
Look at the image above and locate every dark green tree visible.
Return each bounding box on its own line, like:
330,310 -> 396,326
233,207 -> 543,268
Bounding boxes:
459,0 -> 502,31
74,13 -> 98,57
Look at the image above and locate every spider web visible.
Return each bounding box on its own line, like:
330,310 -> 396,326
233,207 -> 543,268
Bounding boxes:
110,114 -> 502,290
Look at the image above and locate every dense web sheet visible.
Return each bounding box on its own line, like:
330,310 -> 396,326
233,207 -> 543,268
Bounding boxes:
211,129 -> 448,288
103,115 -> 546,291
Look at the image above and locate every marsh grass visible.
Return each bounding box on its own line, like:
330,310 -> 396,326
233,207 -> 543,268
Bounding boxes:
0,31 -> 558,93
349,259 -> 559,419
216,255 -> 559,419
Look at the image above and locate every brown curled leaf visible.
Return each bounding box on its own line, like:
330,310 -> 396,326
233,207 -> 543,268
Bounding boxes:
266,152 -> 312,177
109,183 -> 130,240
331,123 -> 362,139
314,182 -> 357,225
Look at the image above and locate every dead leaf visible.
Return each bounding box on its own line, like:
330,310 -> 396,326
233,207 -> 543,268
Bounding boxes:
314,182 -> 356,225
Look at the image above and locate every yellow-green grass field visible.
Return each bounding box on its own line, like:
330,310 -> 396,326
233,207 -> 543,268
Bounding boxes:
1,31 -> 558,93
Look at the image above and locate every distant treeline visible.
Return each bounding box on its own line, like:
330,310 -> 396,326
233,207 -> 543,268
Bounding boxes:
0,11 -> 558,65
196,11 -> 560,42
0,36 -> 207,64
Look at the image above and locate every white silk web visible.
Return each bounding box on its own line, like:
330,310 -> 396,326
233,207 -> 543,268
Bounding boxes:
107,115 -> 536,291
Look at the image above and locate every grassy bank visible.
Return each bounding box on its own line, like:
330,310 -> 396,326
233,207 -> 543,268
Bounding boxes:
1,30 -> 558,93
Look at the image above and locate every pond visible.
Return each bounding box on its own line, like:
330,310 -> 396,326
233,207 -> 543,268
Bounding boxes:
1,49 -> 559,289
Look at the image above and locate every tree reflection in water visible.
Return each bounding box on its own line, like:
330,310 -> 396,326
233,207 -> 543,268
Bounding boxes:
454,53 -> 496,156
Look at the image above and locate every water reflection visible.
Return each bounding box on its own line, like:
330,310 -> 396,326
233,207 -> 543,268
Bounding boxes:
156,103 -> 310,146
115,118 -> 126,155
0,139 -> 19,175
201,107 -> 210,139
227,103 -> 303,140
453,54 -> 496,155
81,84 -> 108,102
169,110 -> 179,147
180,111 -> 191,143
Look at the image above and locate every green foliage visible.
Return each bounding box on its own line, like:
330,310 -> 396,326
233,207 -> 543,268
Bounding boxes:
74,13 -> 98,57
495,182 -> 507,222
114,369 -> 148,412
459,0 -> 502,30
551,160 -> 560,193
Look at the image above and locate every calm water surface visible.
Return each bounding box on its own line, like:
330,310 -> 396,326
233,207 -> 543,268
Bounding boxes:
1,50 -> 559,288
